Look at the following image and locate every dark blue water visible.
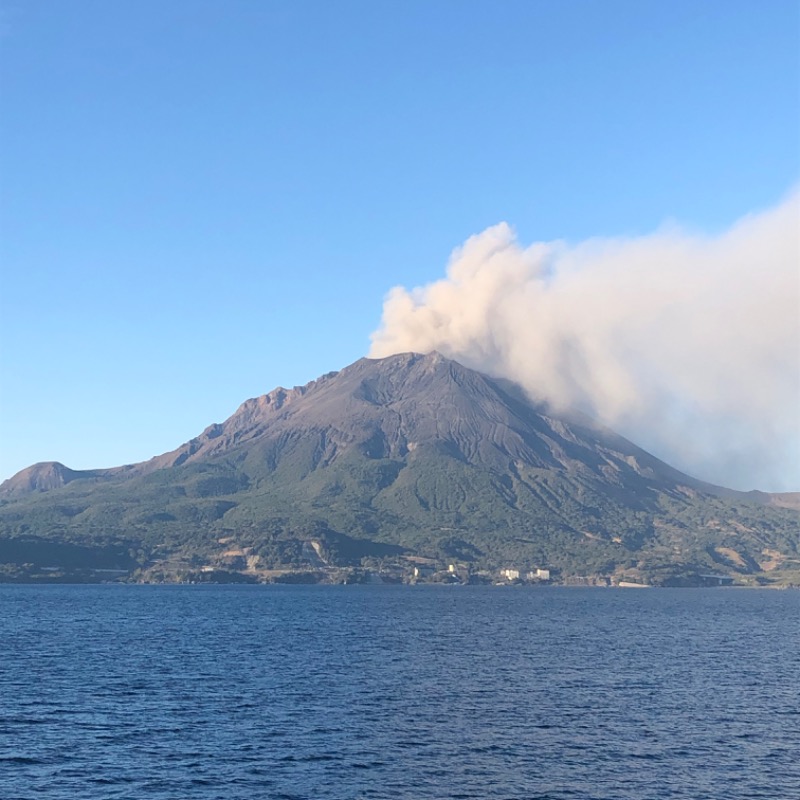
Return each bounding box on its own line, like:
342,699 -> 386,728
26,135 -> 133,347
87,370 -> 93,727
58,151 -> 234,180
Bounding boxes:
1,585 -> 799,799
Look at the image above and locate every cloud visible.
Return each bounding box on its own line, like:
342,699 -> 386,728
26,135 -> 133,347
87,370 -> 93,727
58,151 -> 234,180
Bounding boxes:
370,190 -> 800,492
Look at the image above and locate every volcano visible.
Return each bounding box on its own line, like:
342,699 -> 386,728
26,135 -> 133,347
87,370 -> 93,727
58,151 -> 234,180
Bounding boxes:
1,352 -> 797,584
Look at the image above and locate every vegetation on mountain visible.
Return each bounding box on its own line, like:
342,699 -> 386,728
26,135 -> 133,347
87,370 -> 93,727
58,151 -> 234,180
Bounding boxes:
1,353 -> 797,585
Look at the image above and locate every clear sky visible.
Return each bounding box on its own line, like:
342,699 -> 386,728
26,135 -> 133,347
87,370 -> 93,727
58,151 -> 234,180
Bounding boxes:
1,0 -> 798,489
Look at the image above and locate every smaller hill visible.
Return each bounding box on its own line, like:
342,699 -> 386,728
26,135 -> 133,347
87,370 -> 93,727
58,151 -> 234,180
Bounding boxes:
0,462 -> 104,496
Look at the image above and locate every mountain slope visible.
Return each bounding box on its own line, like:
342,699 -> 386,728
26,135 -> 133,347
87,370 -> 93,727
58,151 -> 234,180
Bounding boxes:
1,352 -> 798,583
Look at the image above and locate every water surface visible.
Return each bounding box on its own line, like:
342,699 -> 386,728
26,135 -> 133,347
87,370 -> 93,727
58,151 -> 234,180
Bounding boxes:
2,585 -> 798,799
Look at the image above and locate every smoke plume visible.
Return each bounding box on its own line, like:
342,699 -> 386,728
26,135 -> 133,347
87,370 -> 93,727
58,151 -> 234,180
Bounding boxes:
370,191 -> 800,492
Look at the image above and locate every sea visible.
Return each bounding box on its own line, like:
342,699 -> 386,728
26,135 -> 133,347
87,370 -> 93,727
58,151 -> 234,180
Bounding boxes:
1,584 -> 798,800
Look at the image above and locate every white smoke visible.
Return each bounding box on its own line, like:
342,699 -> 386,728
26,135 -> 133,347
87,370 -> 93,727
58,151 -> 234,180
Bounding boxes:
370,191 -> 800,492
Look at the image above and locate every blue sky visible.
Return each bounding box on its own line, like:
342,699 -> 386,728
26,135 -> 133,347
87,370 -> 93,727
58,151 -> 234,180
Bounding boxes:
1,0 -> 798,489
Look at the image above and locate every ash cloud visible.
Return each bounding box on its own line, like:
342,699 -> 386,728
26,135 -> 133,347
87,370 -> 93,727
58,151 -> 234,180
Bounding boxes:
370,191 -> 800,492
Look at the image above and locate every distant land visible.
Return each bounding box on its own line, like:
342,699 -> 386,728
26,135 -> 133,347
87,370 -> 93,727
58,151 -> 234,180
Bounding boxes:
1,352 -> 798,586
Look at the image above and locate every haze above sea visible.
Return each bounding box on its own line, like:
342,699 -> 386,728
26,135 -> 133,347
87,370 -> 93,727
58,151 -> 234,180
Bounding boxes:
2,585 -> 798,800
